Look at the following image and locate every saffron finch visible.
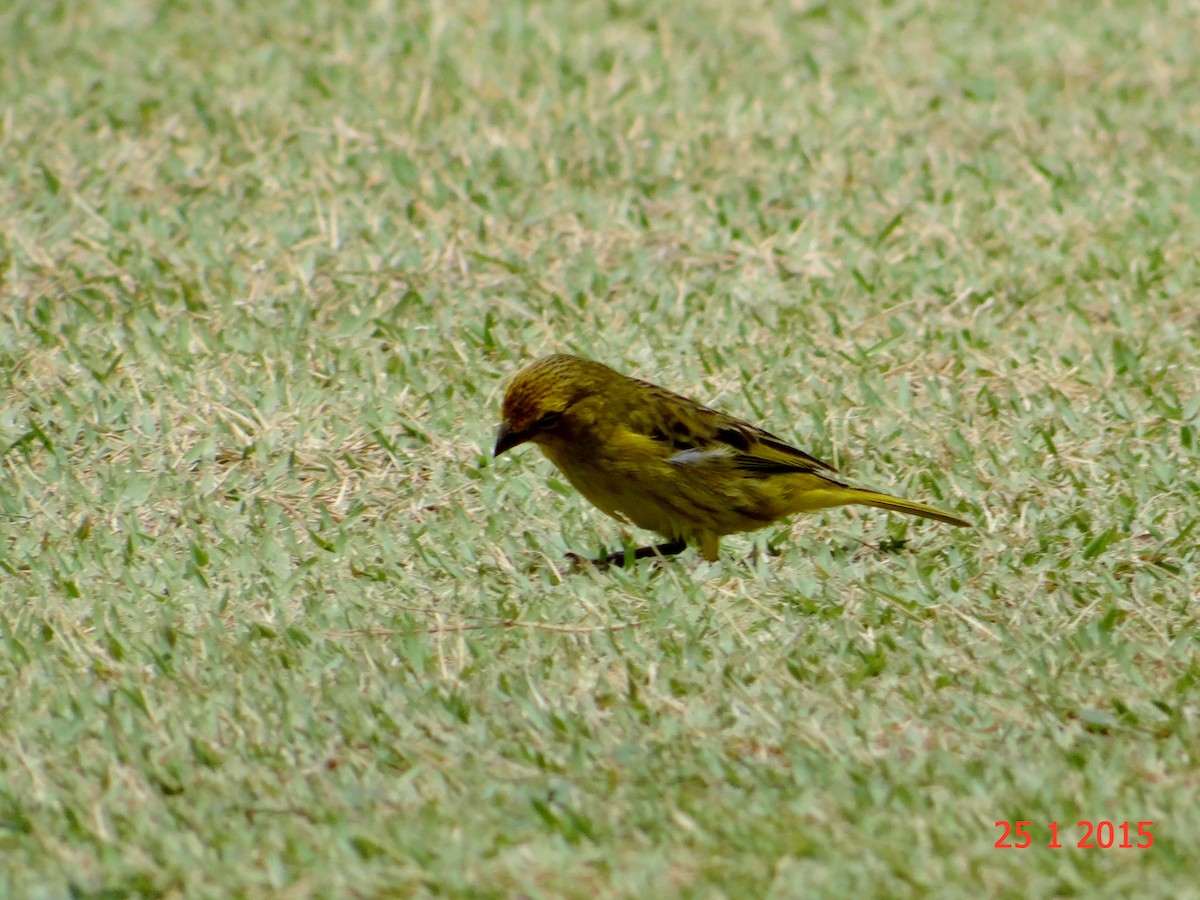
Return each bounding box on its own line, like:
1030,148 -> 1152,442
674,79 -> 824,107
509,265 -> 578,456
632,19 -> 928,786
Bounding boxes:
494,354 -> 971,565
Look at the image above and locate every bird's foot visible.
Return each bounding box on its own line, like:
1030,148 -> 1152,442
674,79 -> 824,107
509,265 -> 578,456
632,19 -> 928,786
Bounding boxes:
567,539 -> 688,568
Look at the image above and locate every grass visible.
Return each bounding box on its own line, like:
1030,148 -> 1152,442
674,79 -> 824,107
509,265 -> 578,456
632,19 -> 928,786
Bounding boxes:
2,0 -> 1198,895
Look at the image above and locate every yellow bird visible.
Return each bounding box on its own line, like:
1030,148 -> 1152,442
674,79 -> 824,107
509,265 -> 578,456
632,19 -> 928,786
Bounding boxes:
494,354 -> 971,565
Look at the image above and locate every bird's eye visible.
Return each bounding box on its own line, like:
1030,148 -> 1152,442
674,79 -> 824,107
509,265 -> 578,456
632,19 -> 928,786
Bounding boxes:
536,411 -> 562,430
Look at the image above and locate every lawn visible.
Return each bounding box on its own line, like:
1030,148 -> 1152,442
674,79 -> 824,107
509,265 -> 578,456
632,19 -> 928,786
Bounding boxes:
2,0 -> 1198,895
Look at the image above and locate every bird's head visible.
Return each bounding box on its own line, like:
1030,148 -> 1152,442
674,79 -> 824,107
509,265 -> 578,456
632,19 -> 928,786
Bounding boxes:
493,354 -> 614,456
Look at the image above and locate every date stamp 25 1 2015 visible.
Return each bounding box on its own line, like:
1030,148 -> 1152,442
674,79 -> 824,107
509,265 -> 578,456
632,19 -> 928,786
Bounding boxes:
994,820 -> 1154,850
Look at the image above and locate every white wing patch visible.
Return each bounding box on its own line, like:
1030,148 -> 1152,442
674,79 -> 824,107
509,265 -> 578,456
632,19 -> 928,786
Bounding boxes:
667,447 -> 734,467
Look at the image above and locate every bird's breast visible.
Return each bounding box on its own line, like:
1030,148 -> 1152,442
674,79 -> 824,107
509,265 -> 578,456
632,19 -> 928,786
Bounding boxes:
537,437 -> 683,536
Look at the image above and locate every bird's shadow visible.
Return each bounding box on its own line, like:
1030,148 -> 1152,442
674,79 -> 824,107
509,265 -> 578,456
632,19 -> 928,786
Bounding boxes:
763,533 -> 912,562
532,533 -> 915,576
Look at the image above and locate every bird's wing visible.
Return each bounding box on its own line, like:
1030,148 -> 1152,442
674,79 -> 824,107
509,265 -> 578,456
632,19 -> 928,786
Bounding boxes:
630,383 -> 838,476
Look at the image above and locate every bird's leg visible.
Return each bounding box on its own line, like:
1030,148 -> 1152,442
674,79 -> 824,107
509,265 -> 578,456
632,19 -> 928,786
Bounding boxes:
596,538 -> 687,567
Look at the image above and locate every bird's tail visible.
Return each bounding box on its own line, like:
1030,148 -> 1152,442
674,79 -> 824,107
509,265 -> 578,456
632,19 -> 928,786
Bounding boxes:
850,489 -> 972,528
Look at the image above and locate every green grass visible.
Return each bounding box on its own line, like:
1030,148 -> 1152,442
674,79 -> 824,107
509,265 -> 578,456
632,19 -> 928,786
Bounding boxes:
2,0 -> 1198,895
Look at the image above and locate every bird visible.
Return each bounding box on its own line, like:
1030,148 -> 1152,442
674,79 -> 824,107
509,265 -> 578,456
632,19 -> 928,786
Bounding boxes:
493,354 -> 971,565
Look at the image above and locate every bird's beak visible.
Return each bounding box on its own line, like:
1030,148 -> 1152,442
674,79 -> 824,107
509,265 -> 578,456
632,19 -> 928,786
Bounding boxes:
493,421 -> 528,457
